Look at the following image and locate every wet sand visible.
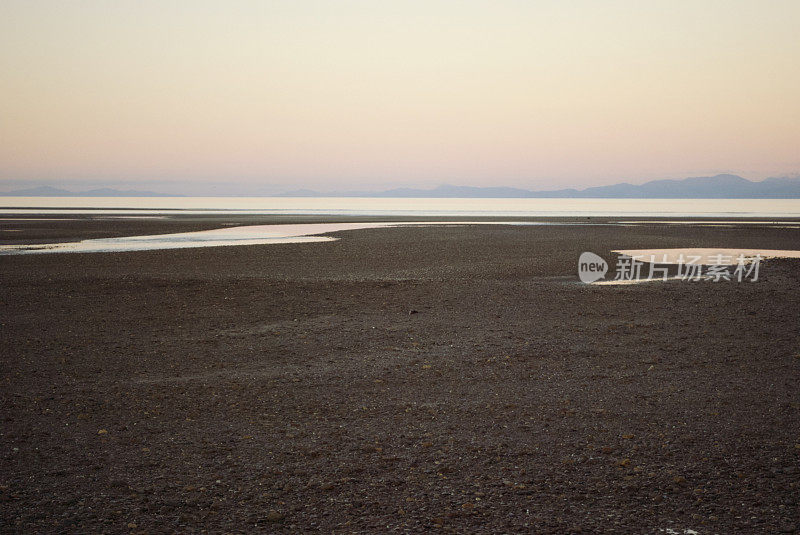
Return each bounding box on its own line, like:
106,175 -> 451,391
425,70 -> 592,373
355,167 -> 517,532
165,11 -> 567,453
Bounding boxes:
1,216 -> 799,533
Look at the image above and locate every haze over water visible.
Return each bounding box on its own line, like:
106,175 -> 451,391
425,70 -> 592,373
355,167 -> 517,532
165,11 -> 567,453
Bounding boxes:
1,197 -> 800,218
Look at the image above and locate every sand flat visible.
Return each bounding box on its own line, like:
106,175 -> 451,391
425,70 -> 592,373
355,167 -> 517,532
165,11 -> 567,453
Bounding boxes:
1,215 -> 799,533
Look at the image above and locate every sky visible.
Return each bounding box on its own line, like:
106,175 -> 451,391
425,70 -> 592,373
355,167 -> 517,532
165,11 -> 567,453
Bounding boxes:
1,0 -> 799,193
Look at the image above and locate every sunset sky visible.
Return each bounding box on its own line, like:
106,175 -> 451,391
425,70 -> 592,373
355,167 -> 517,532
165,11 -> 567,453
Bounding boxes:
1,0 -> 799,192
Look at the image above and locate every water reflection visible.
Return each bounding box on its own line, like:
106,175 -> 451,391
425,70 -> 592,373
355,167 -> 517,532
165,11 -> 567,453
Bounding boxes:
613,248 -> 800,265
0,221 -> 543,255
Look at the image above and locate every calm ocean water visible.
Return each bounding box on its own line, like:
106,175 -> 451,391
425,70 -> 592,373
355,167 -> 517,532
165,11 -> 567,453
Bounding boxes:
1,196 -> 800,217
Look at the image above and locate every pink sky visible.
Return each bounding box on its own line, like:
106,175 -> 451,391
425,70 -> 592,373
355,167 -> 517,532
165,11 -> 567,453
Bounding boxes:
1,1 -> 798,191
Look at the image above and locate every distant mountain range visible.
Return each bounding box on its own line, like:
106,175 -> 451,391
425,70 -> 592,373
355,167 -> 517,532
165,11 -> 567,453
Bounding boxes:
2,174 -> 800,198
279,174 -> 800,198
1,186 -> 177,197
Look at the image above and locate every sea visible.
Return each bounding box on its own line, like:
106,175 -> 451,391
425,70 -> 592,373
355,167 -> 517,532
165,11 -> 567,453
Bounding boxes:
1,197 -> 800,218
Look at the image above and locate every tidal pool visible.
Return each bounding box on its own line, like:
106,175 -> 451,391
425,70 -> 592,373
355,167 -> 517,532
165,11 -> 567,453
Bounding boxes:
612,248 -> 800,265
0,221 -> 545,255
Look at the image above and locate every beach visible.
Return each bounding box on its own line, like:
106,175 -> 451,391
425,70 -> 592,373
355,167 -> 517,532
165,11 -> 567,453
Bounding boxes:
1,216 -> 799,533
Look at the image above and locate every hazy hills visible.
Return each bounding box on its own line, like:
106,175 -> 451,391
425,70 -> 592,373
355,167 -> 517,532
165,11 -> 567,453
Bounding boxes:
2,174 -> 800,198
531,174 -> 800,199
1,186 -> 177,197
281,174 -> 800,198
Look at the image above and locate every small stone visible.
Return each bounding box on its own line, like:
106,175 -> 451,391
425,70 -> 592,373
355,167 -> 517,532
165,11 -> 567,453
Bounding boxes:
265,510 -> 285,523
97,429 -> 108,435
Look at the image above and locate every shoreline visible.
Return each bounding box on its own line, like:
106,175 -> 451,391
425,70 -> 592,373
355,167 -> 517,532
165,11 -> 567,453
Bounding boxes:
3,196 -> 800,220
